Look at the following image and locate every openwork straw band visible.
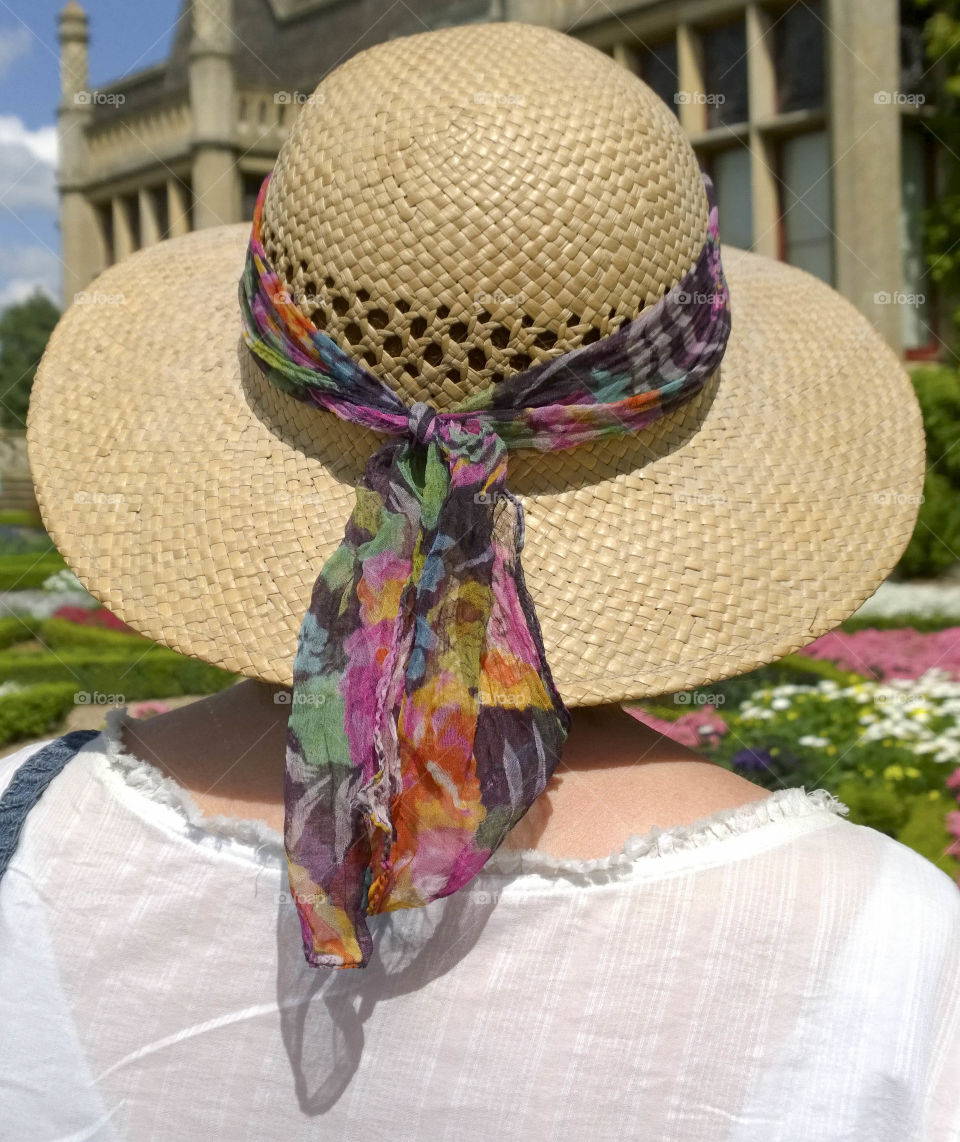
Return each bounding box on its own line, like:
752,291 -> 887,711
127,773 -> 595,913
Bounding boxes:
238,170 -> 731,969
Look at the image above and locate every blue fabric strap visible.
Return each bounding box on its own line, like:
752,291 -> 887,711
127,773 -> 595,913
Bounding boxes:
0,729 -> 102,884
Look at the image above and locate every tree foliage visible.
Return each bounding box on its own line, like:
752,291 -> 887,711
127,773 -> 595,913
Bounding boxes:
917,0 -> 960,348
0,291 -> 61,430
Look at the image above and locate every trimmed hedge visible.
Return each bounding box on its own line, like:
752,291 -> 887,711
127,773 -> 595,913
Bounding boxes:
898,365 -> 960,579
0,615 -> 43,649
0,616 -> 154,652
838,613 -> 960,634
0,510 -> 44,528
0,615 -> 238,747
0,682 -> 80,743
895,794 -> 960,880
37,617 -> 155,651
0,648 -> 237,698
0,551 -> 68,589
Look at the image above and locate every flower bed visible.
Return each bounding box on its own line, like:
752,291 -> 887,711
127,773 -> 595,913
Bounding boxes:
852,580 -> 960,622
697,672 -> 960,880
50,604 -> 137,634
801,626 -> 960,682
629,625 -> 960,884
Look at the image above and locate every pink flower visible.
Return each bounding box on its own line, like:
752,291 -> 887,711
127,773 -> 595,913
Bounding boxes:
625,704 -> 728,747
128,700 -> 173,719
51,604 -> 137,634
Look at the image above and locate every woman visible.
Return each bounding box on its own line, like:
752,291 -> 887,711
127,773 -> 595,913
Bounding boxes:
3,21 -> 957,1140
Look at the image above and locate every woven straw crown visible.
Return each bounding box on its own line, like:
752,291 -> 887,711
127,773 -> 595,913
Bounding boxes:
258,22 -> 708,404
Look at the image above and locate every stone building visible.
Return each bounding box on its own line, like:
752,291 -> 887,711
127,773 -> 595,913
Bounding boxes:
57,0 -> 942,359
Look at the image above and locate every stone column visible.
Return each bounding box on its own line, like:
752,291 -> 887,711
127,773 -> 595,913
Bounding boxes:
676,24 -> 705,136
189,0 -> 239,229
745,3 -> 779,258
168,178 -> 191,237
111,196 -> 134,261
826,0 -> 902,354
139,185 -> 160,246
611,42 -> 639,73
57,2 -> 101,303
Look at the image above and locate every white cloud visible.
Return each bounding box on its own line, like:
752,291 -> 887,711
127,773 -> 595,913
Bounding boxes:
0,25 -> 32,80
0,244 -> 61,312
0,116 -> 57,165
0,115 -> 58,212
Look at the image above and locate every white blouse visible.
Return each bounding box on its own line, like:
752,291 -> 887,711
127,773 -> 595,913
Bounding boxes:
1,705 -> 958,1142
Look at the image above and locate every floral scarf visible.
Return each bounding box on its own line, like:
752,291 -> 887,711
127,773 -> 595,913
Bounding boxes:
238,171 -> 731,969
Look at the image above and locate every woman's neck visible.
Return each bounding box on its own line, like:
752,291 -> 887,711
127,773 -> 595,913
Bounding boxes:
119,679 -> 769,857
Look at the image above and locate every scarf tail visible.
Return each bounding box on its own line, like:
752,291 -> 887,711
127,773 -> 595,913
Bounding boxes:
285,430 -> 571,968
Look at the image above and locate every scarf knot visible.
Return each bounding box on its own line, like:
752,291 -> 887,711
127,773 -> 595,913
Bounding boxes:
407,401 -> 440,446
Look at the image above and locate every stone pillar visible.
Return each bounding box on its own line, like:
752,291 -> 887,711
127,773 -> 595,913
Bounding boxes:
611,42 -> 639,72
168,178 -> 191,237
112,196 -> 134,261
139,185 -> 160,246
676,24 -> 705,135
745,3 -> 778,258
827,0 -> 902,354
189,0 -> 239,229
57,2 -> 101,303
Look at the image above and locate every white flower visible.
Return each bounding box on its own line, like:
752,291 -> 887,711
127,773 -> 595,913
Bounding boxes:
41,568 -> 84,593
852,581 -> 960,620
914,741 -> 941,754
798,735 -> 831,748
771,697 -> 791,711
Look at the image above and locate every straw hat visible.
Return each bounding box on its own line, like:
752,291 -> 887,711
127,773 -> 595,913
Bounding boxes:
27,22 -> 925,706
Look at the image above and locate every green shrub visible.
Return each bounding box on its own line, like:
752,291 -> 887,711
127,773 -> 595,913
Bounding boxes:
36,617 -> 154,651
0,682 -> 80,744
0,648 -> 237,697
896,793 -> 960,881
832,778 -> 912,836
0,616 -> 238,748
0,552 -> 68,589
0,615 -> 43,649
896,366 -> 960,579
838,614 -> 960,634
0,510 -> 44,528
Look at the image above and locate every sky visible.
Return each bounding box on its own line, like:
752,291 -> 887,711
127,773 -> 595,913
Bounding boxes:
0,0 -> 182,310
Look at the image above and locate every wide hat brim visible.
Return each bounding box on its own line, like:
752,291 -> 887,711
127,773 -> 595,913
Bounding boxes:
27,223 -> 925,704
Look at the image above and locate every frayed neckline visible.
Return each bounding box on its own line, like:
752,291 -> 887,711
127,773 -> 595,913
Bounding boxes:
484,786 -> 850,880
91,705 -> 850,880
